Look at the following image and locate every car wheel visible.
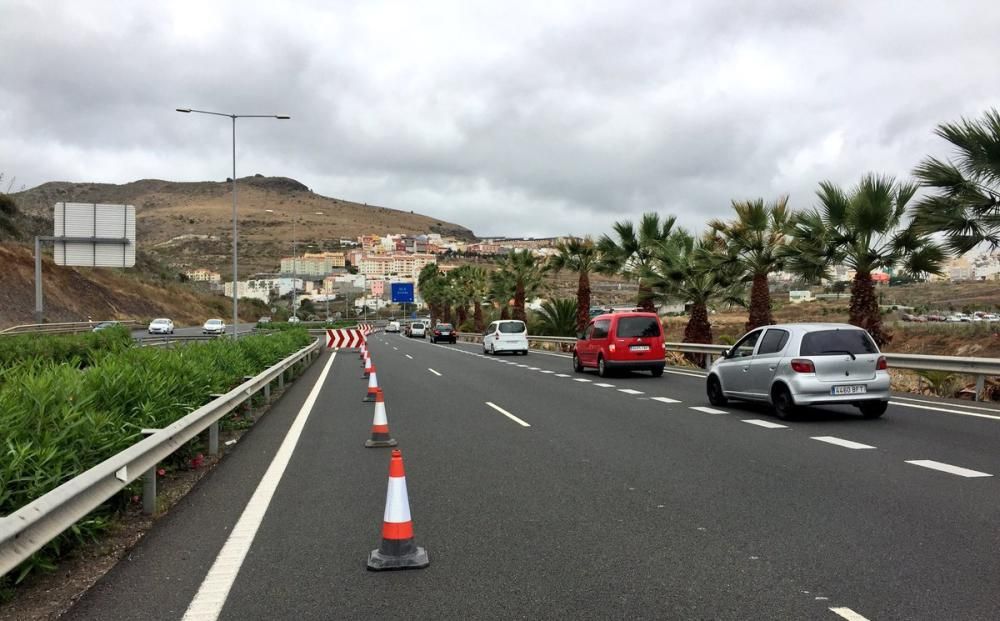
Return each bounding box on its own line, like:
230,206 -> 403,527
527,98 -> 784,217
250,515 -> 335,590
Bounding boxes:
597,355 -> 608,378
858,400 -> 888,419
707,375 -> 728,406
772,385 -> 797,420
650,366 -> 664,378
573,353 -> 584,373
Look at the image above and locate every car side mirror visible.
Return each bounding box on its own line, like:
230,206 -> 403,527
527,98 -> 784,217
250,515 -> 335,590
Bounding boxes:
577,331 -> 586,340
720,348 -> 730,358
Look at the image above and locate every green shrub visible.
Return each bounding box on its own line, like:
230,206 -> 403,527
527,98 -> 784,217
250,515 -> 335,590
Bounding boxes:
0,326 -> 133,372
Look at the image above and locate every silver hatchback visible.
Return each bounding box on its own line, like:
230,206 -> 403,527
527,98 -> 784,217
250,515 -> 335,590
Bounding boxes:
706,323 -> 890,419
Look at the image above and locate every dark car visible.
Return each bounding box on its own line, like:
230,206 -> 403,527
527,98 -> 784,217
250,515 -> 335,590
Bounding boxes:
431,322 -> 456,344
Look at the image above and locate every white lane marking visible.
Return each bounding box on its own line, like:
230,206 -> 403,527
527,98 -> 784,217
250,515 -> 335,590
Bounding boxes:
183,351 -> 338,621
527,367 -> 540,370
539,370 -> 555,374
663,368 -> 707,378
905,460 -> 992,478
515,364 -> 529,368
690,406 -> 726,414
573,378 -> 592,383
392,347 -> 398,351
428,368 -> 442,376
486,401 -> 531,427
811,436 -> 876,450
891,395 -> 1000,413
594,383 -> 616,388
651,397 -> 681,404
555,373 -> 571,377
829,607 -> 872,621
405,354 -> 413,359
741,419 -> 788,428
618,388 -> 644,395
890,400 -> 1000,421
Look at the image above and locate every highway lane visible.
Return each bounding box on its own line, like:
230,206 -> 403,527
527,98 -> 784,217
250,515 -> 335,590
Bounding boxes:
131,322 -> 257,341
61,333 -> 1000,620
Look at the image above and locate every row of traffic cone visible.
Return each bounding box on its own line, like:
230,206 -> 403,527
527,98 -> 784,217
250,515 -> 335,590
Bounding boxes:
357,341 -> 428,570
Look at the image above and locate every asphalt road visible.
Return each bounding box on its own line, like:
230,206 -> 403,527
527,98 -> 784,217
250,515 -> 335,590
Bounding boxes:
63,334 -> 1000,620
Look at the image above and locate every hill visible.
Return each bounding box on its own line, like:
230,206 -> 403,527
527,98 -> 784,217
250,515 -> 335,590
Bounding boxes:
12,176 -> 476,277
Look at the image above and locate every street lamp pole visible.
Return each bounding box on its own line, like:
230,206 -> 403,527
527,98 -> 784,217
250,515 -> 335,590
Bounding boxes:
177,108 -> 289,338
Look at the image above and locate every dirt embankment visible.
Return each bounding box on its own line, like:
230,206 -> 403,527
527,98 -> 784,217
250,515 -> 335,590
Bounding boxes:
0,244 -> 254,328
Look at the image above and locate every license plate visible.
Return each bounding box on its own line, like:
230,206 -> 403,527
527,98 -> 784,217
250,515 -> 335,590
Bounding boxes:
630,345 -> 650,352
832,385 -> 867,395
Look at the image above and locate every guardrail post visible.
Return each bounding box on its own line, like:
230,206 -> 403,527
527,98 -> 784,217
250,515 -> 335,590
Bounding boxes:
704,354 -> 713,370
141,428 -> 160,515
264,381 -> 271,404
278,370 -> 285,390
975,375 -> 985,402
243,376 -> 255,417
209,421 -> 219,456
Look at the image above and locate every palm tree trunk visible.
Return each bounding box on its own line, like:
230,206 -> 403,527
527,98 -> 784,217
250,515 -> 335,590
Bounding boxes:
683,302 -> 713,367
473,301 -> 484,331
745,273 -> 774,332
849,271 -> 890,346
443,303 -> 453,325
576,272 -> 591,332
500,305 -> 510,320
514,279 -> 526,321
637,280 -> 656,313
457,305 -> 468,327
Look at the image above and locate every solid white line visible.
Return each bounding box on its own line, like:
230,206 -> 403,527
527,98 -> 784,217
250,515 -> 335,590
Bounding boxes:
811,436 -> 876,450
690,406 -> 726,414
891,395 -> 1000,413
741,419 -> 788,428
428,368 -> 442,376
905,460 -> 992,478
594,383 -> 616,388
651,397 -> 681,404
829,608 -> 871,621
573,378 -> 592,383
663,368 -> 707,378
555,373 -> 571,378
405,354 -> 413,359
183,351 -> 338,621
890,400 -> 1000,421
486,401 -> 531,427
618,388 -> 644,395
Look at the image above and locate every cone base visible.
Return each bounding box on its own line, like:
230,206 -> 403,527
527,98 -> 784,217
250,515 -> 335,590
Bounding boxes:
365,438 -> 398,448
367,546 -> 429,571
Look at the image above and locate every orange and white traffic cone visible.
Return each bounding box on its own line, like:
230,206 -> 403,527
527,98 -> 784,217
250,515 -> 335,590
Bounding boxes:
363,370 -> 380,402
367,449 -> 429,571
365,390 -> 397,448
363,356 -> 374,379
359,343 -> 367,360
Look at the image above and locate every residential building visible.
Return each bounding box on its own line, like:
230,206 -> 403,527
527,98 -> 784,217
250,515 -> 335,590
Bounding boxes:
369,280 -> 386,298
280,252 -> 346,277
223,277 -> 302,303
185,268 -> 222,283
359,253 -> 436,280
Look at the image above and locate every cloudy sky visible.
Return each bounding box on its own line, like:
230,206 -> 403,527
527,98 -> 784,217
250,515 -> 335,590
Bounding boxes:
2,0 -> 997,237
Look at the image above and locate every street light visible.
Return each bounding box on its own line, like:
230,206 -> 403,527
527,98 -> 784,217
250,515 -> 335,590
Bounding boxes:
177,107 -> 290,338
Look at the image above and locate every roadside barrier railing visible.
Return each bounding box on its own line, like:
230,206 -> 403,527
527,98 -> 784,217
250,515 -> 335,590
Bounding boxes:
0,320 -> 142,336
0,337 -> 323,578
455,332 -> 1000,401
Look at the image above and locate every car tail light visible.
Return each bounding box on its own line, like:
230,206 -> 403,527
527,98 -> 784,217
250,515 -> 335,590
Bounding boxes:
876,356 -> 888,370
790,359 -> 815,373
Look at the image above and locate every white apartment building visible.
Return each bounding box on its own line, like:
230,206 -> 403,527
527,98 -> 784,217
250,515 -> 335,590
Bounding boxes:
184,268 -> 222,283
224,277 -> 303,302
359,253 -> 436,279
280,252 -> 346,277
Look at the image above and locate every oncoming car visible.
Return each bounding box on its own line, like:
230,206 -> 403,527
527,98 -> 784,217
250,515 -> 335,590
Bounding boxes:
202,318 -> 226,335
147,318 -> 174,335
482,320 -> 528,355
706,323 -> 890,419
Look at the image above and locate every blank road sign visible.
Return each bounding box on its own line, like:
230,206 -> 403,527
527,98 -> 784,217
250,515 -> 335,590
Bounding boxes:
53,203 -> 136,267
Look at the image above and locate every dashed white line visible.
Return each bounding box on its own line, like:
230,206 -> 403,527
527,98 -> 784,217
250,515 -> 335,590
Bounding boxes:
527,367 -> 540,370
392,347 -> 398,350
485,401 -> 531,427
428,368 -> 442,376
651,397 -> 681,404
182,351 -> 338,621
690,406 -> 727,414
829,607 -> 872,621
741,419 -> 788,428
539,370 -> 555,374
905,460 -> 992,478
405,354 -> 413,359
555,373 -> 571,378
618,388 -> 644,395
811,436 -> 876,450
573,378 -> 592,383
594,383 -> 616,388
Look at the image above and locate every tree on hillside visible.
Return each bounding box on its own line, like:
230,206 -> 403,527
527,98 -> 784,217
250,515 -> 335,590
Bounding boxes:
786,173 -> 945,346
913,108 -> 1000,254
597,213 -> 678,312
708,196 -> 792,332
547,237 -> 599,333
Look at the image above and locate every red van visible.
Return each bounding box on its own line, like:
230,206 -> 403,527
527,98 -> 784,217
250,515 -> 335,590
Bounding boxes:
573,312 -> 666,377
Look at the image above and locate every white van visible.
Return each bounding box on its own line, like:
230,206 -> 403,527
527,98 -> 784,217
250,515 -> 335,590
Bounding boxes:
483,320 -> 529,355
387,321 -> 401,333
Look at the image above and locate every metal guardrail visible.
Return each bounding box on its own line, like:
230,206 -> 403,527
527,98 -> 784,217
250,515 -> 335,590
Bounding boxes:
0,337 -> 323,577
456,332 -> 1000,399
0,321 -> 141,336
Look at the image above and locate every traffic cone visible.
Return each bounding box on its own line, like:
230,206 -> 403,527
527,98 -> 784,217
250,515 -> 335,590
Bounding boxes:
367,449 -> 429,571
365,390 -> 397,448
359,343 -> 367,360
363,357 -> 374,379
363,371 -> 380,402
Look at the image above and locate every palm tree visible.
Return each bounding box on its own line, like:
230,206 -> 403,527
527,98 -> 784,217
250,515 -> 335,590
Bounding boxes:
488,269 -> 516,320
418,263 -> 445,324
498,250 -> 543,321
597,213 -> 678,312
786,173 -> 945,346
465,266 -> 490,331
547,237 -> 599,333
708,196 -> 791,332
913,108 -> 1000,253
534,298 -> 578,336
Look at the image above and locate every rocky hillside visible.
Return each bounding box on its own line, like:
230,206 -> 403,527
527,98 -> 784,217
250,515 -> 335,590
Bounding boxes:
12,176 -> 476,277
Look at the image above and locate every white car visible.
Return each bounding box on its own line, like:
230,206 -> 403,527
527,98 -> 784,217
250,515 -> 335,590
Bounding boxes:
148,318 -> 174,334
387,321 -> 401,333
409,322 -> 426,338
202,318 -> 226,335
482,320 -> 529,355
287,316 -> 301,324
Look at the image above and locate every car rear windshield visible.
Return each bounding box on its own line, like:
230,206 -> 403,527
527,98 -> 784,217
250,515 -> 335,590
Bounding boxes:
437,324 -> 452,329
499,321 -> 526,333
615,317 -> 661,338
799,329 -> 878,356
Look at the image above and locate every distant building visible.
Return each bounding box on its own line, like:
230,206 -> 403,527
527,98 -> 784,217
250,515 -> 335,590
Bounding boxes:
369,280 -> 385,297
789,290 -> 814,304
359,253 -> 436,279
185,268 -> 222,283
280,252 -> 346,277
224,277 -> 302,302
